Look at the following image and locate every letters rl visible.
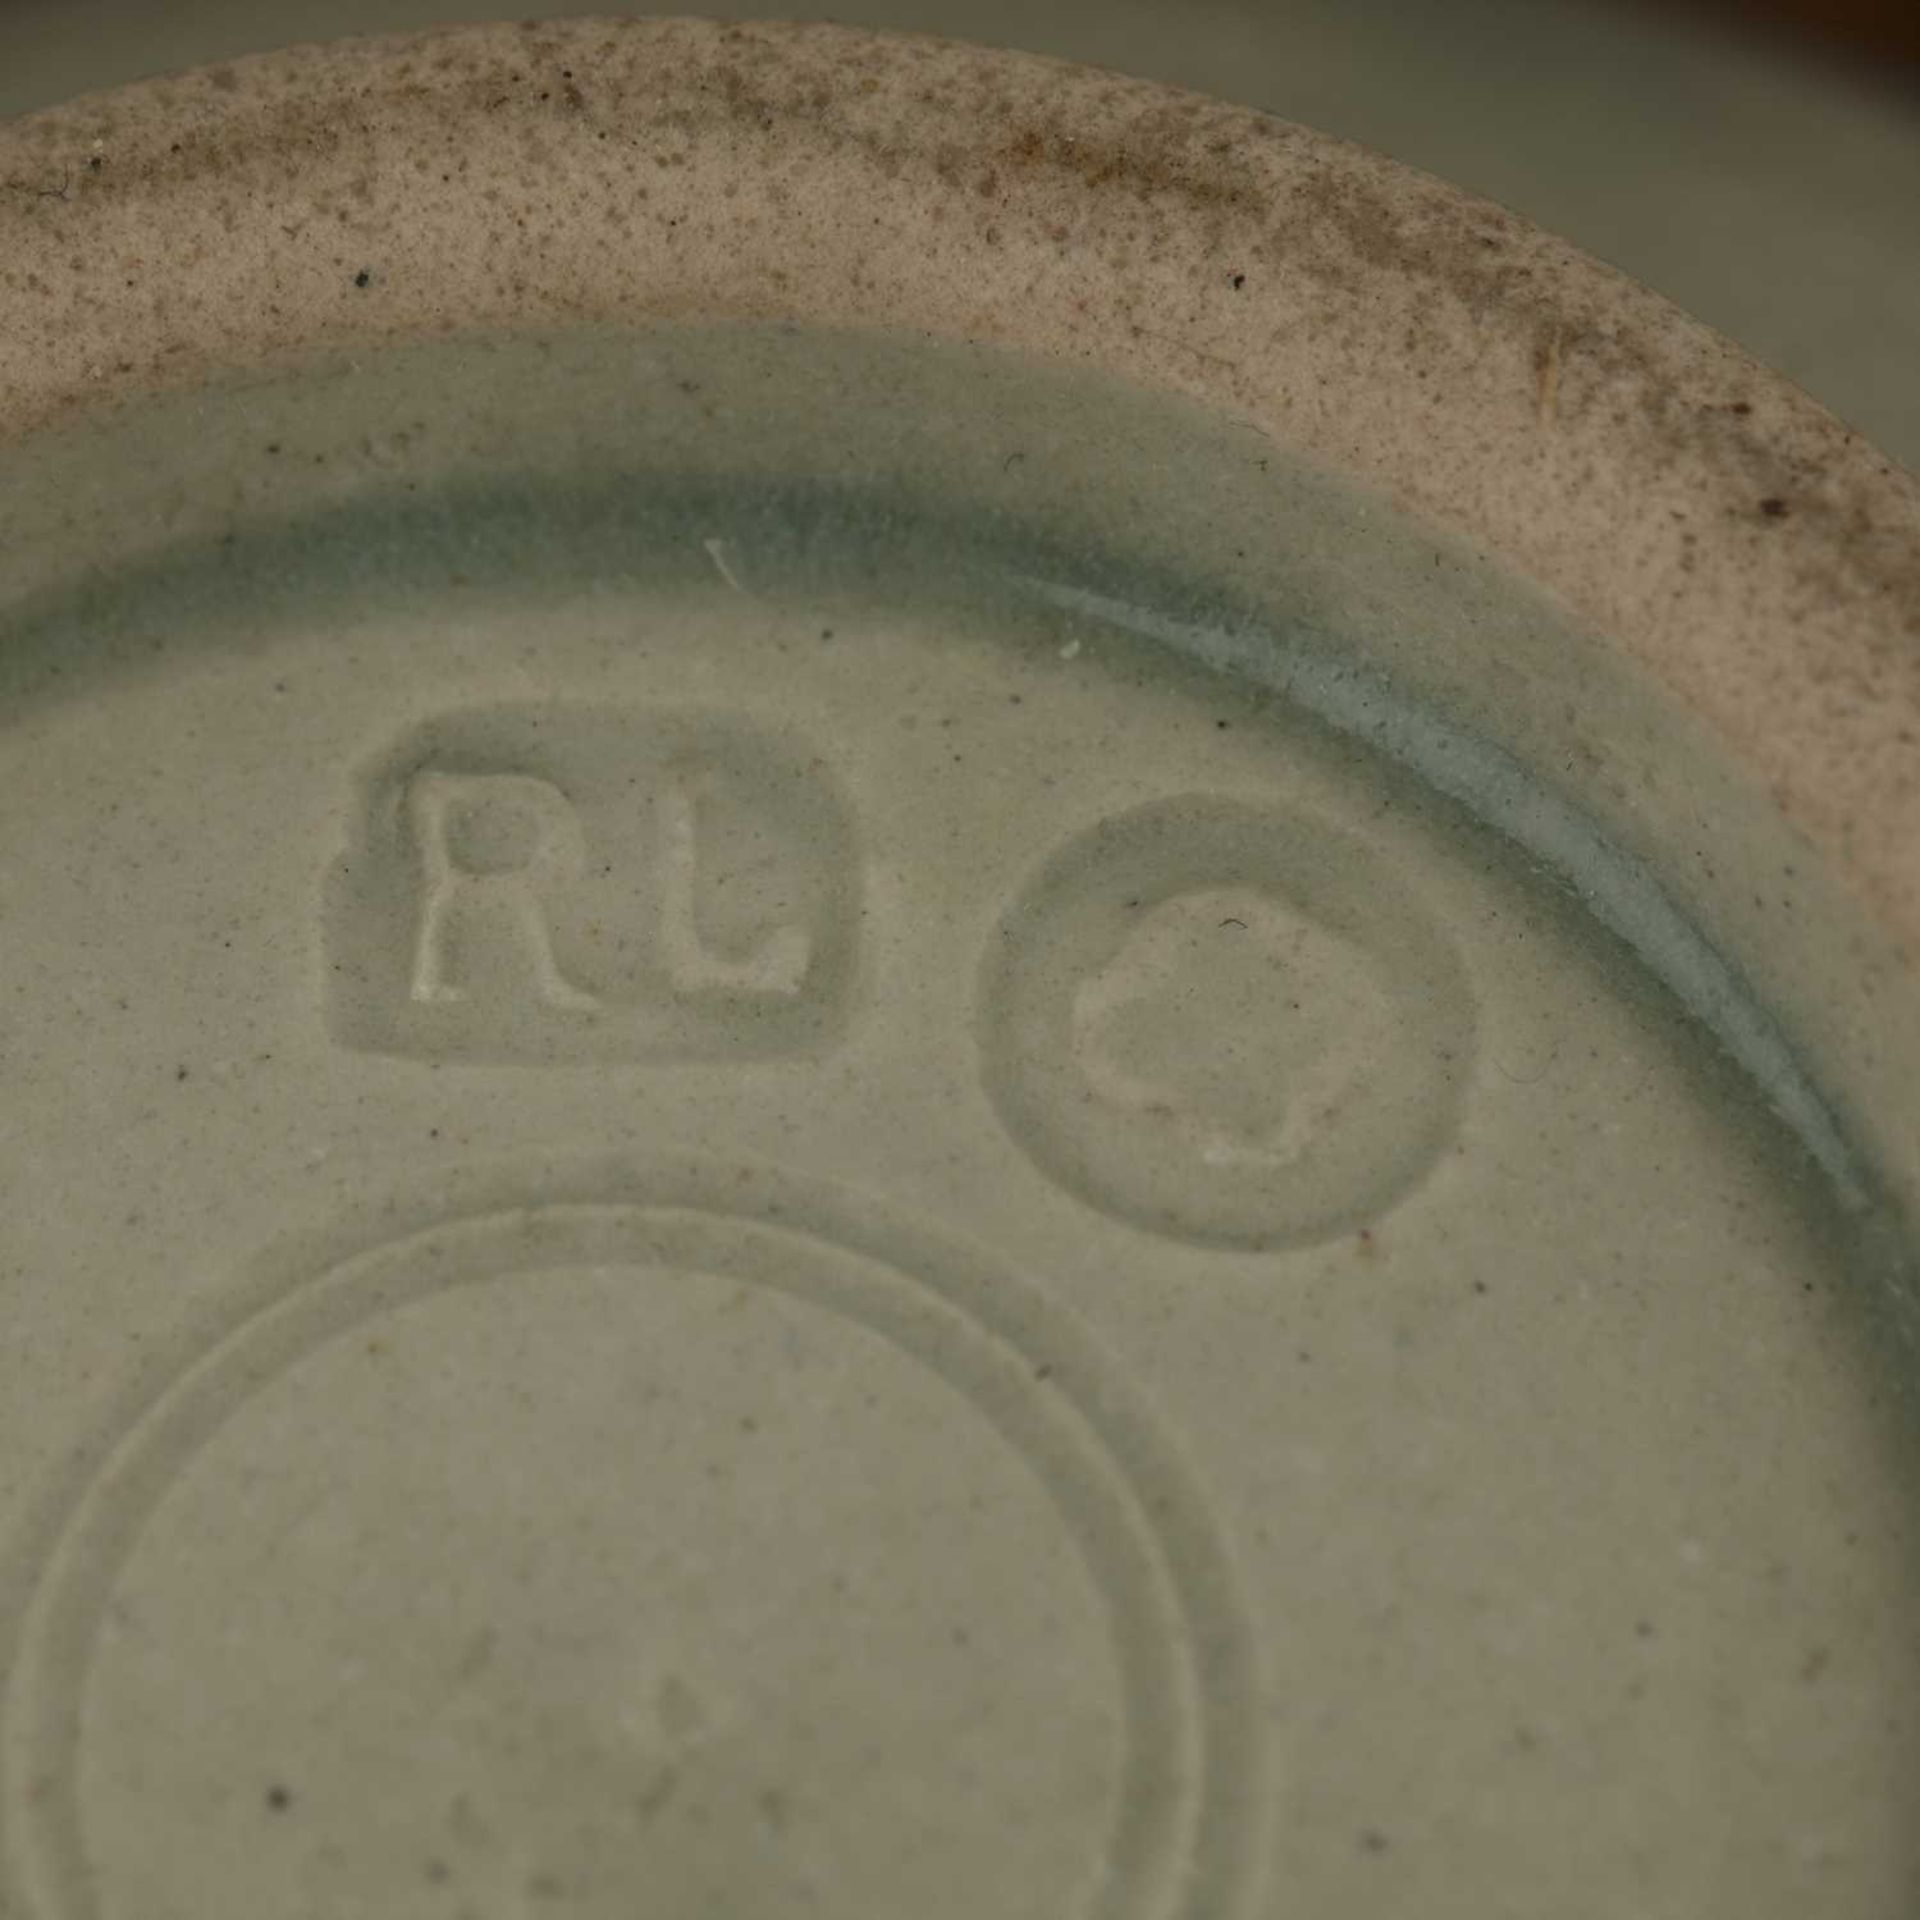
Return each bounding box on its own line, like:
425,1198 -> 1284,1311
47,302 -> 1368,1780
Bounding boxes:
326,709 -> 858,1063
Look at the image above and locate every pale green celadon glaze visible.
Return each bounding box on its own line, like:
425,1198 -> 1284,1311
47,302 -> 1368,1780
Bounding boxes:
2,24 -> 1919,1920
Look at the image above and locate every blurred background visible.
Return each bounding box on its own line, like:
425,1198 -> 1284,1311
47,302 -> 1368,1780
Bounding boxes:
2,0 -> 1915,468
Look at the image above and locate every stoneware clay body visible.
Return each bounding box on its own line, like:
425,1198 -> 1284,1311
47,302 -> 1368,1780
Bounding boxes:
1,20 -> 1918,1920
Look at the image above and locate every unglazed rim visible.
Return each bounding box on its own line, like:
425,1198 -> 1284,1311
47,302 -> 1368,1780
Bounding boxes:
0,14 -> 1916,953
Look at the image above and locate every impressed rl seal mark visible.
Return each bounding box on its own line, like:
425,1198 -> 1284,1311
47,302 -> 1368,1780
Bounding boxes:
323,707 -> 861,1063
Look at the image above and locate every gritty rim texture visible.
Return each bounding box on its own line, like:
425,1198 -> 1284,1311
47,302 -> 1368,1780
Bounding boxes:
1,15 -> 1917,953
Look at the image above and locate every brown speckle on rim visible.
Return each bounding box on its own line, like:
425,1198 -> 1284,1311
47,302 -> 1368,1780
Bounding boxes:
0,13 -> 1911,962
